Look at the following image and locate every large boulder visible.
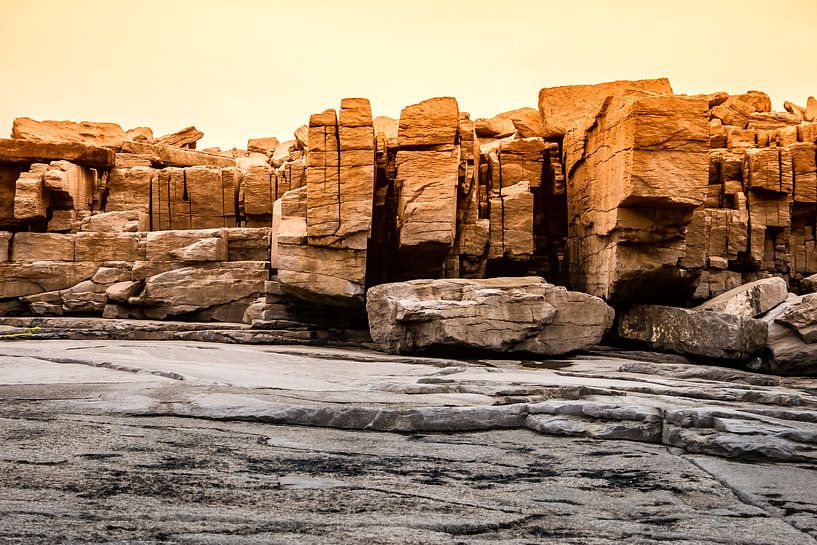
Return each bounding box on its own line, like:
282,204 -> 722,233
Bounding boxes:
694,277 -> 788,317
130,262 -> 267,319
775,293 -> 817,343
762,294 -> 817,375
366,277 -> 614,355
618,304 -> 767,360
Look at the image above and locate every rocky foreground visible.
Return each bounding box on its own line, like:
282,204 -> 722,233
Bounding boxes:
2,340 -> 817,544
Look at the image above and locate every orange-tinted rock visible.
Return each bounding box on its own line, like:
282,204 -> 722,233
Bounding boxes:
0,138 -> 114,168
11,117 -> 127,149
538,78 -> 672,138
155,126 -> 203,149
398,97 -> 459,147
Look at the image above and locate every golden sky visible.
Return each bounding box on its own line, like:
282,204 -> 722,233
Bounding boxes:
1,0 -> 816,150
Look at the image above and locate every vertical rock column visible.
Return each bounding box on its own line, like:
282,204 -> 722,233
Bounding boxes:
565,94 -> 709,302
395,97 -> 460,277
276,99 -> 375,306
448,114 -> 488,278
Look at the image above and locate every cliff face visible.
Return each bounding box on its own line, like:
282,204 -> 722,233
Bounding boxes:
1,79 -> 817,322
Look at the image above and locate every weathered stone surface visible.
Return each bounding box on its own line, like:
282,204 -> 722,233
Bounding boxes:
79,210 -> 148,232
367,277 -> 613,355
807,96 -> 817,122
131,262 -> 267,319
155,126 -> 203,148
106,281 -> 142,303
41,161 -> 96,212
11,117 -> 127,148
12,167 -> 49,220
618,304 -> 767,360
145,229 -> 226,261
775,293 -> 817,343
0,262 -> 99,298
105,167 -> 154,214
0,167 -> 20,224
306,99 -> 374,250
0,232 -> 11,262
120,141 -> 235,168
566,93 -> 708,301
664,407 -> 817,463
61,279 -> 109,313
225,228 -> 270,261
125,127 -> 153,143
762,294 -> 817,375
167,237 -> 228,262
710,92 -> 772,128
801,272 -> 817,293
10,232 -> 74,262
488,181 -> 534,259
247,137 -> 280,154
396,149 -> 458,255
398,97 -> 459,147
695,277 -> 788,317
270,140 -> 295,168
74,232 -> 143,262
538,78 -> 672,138
527,401 -> 662,443
474,117 -> 515,139
278,243 -> 367,307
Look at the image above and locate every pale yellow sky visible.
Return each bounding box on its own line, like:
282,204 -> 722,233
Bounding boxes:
1,0 -> 816,150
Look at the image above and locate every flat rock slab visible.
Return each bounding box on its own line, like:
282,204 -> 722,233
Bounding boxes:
3,339 -> 817,465
2,412 -> 814,544
0,138 -> 115,168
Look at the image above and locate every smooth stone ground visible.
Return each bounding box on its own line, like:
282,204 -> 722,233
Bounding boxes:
2,340 -> 817,464
2,340 -> 817,543
3,413 -> 817,544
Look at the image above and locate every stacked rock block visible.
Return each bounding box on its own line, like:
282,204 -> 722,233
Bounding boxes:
0,120 -> 283,320
447,113 -> 488,278
563,92 -> 709,303
686,92 -> 817,299
481,137 -> 564,278
275,99 -> 375,307
6,82 -> 817,321
394,97 -> 461,275
0,117 -> 304,237
0,227 -> 270,321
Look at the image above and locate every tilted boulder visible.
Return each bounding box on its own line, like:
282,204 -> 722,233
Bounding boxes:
618,305 -> 767,360
762,294 -> 817,375
366,277 -> 614,355
775,293 -> 817,343
694,277 -> 788,317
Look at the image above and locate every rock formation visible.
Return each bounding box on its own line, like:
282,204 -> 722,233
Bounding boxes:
3,79 -> 817,365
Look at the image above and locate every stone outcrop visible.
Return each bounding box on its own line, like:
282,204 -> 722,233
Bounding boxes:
366,277 -> 613,355
4,79 -> 817,369
565,93 -> 709,302
274,98 -> 375,306
618,305 -> 768,360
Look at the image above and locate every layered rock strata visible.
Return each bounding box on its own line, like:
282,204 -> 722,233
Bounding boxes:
366,276 -> 614,355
